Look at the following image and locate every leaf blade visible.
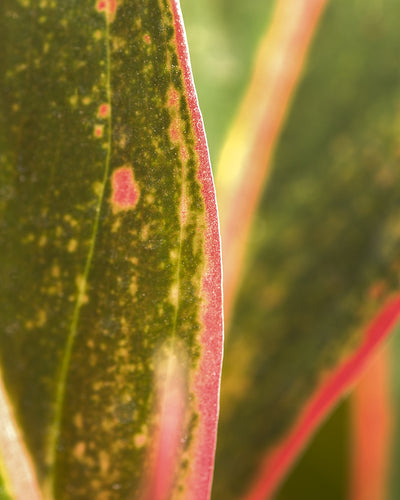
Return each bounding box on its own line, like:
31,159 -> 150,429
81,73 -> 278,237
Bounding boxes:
0,1 -> 223,498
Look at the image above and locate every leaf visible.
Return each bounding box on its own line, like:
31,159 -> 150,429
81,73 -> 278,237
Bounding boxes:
210,0 -> 400,498
0,1 -> 223,499
215,0 -> 328,324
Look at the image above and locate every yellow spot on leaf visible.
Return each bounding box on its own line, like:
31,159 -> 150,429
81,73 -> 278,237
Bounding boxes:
67,239 -> 78,252
64,214 -> 78,227
112,37 -> 126,51
99,450 -> 110,475
117,132 -> 128,149
38,235 -> 47,247
73,413 -> 83,429
93,181 -> 103,197
169,283 -> 179,307
145,194 -> 155,204
129,279 -> 137,296
24,233 -> 35,243
37,309 -> 47,327
51,265 -> 60,278
141,224 -> 150,241
75,275 -> 86,295
111,218 -> 121,233
169,248 -> 178,261
69,94 -> 78,107
73,442 -> 86,460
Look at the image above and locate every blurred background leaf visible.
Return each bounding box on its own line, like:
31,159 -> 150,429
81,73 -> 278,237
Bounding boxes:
183,0 -> 400,498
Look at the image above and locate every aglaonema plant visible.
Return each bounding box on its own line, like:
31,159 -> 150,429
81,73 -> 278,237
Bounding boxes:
184,0 -> 400,498
191,0 -> 400,499
2,0 -> 400,499
0,1 -> 223,499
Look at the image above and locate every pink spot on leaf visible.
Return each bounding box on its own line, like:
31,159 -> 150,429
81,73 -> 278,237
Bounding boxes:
98,103 -> 110,118
94,124 -> 104,138
111,167 -> 139,211
143,34 -> 151,44
96,0 -> 117,21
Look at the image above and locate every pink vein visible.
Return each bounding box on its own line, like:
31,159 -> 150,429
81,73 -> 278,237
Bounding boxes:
216,0 -> 328,327
0,373 -> 44,500
240,294 -> 400,500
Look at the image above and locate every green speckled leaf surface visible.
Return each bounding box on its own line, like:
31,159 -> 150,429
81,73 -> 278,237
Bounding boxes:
0,1 -> 222,499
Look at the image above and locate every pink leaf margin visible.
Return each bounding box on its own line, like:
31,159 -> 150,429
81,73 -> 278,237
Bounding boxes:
170,2 -> 224,499
241,295 -> 400,500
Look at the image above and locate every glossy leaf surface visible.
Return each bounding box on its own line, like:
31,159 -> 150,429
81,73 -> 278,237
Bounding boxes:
0,1 -> 222,499
209,0 -> 400,498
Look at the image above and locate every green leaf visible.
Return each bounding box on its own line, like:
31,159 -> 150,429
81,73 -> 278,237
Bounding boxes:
210,0 -> 400,498
0,1 -> 223,499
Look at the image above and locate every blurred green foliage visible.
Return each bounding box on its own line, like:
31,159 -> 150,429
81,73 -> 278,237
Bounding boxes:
180,0 -> 276,163
182,0 -> 400,498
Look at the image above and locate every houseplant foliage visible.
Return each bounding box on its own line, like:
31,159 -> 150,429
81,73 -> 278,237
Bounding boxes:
2,0 -> 400,499
0,0 -> 222,499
